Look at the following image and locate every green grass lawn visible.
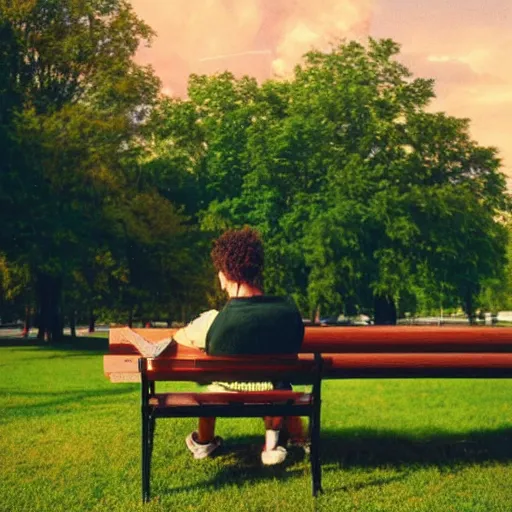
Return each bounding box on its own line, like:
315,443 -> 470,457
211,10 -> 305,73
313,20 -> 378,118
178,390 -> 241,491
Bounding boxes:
2,338 -> 512,511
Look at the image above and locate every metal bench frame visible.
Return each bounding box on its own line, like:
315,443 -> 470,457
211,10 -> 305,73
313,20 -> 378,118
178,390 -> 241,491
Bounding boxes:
139,354 -> 324,503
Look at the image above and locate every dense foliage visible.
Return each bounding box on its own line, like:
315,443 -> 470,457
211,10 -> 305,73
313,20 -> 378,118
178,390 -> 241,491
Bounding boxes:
0,0 -> 208,338
147,39 -> 509,323
1,2 -> 509,336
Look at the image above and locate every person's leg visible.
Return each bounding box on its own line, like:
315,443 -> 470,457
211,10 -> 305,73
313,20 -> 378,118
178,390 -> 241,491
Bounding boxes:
186,417 -> 222,459
263,416 -> 306,447
261,381 -> 307,464
263,416 -> 284,450
197,417 -> 216,443
261,416 -> 287,465
283,416 -> 306,444
120,327 -> 173,357
263,416 -> 283,431
268,381 -> 297,449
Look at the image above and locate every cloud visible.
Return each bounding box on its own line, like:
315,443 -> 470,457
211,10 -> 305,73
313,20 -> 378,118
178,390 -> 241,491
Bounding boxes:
131,0 -> 374,95
198,50 -> 272,63
131,0 -> 511,181
370,0 -> 512,179
394,51 -> 511,176
417,55 -> 505,87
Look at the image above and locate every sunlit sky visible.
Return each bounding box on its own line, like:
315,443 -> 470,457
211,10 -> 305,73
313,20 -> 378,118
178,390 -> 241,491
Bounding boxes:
131,0 -> 511,184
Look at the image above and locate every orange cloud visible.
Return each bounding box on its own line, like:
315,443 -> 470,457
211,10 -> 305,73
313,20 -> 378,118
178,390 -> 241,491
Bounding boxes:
131,0 -> 373,95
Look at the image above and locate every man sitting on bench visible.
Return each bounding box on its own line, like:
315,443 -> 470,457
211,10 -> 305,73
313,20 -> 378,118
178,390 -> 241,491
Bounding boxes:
125,227 -> 305,463
156,227 -> 305,464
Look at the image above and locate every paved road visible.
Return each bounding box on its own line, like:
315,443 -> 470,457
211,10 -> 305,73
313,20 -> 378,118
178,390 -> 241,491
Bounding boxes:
0,326 -> 109,338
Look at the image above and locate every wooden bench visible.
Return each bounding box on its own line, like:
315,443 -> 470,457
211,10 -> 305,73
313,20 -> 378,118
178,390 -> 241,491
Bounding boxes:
138,354 -> 324,502
104,325 -> 512,503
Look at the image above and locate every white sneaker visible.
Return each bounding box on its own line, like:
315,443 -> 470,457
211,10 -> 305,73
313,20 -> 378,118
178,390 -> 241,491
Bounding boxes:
185,431 -> 222,459
261,446 -> 287,465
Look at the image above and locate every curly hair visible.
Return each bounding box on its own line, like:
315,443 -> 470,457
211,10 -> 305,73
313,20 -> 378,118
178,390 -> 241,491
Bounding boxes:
211,227 -> 264,289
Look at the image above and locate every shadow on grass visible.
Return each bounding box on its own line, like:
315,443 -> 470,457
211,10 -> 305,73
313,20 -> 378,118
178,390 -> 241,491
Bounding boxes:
320,427 -> 512,469
156,434 -> 308,496
155,427 -> 512,496
0,336 -> 108,352
0,338 -> 44,348
0,386 -> 138,423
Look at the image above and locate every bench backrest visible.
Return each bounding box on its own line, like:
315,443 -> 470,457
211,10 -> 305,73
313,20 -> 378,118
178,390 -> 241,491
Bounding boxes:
105,326 -> 512,382
139,354 -> 323,384
109,326 -> 512,353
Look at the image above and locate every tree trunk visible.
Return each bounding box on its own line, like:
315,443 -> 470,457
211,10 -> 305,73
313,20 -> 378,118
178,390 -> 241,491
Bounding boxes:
22,305 -> 31,338
88,308 -> 95,333
70,310 -> 76,338
128,307 -> 133,329
464,289 -> 476,325
308,305 -> 318,325
36,273 -> 63,342
373,294 -> 397,325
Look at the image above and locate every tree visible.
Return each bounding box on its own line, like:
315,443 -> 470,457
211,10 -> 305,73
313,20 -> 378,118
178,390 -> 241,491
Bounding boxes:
151,39 -> 509,323
0,0 -> 168,340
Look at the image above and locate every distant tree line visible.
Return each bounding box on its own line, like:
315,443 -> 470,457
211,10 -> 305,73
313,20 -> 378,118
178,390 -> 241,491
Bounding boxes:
1,1 -> 510,340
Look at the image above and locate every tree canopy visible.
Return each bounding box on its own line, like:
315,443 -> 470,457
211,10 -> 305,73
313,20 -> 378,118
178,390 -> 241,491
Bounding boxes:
1,3 -> 509,336
147,39 -> 509,323
0,0 -> 207,339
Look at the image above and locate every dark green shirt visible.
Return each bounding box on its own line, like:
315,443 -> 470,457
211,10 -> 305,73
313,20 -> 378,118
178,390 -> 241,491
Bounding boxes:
205,296 -> 304,356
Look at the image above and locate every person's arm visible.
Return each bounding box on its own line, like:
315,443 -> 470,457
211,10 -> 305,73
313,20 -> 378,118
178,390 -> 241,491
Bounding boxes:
172,310 -> 219,350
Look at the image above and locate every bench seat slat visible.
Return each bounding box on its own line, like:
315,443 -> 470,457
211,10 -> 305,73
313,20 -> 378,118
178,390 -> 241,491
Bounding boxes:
328,353 -> 512,369
144,355 -> 320,384
149,391 -> 311,407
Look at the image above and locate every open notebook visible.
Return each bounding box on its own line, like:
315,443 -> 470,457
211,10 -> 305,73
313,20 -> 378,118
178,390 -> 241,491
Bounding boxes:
117,310 -> 219,357
118,328 -> 174,358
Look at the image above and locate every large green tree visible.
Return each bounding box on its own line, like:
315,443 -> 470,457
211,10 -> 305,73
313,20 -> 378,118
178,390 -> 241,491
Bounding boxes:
149,39 -> 509,323
0,0 -> 195,339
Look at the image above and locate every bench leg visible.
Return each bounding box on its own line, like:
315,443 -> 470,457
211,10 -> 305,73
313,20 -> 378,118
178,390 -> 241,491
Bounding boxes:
142,411 -> 156,503
148,381 -> 156,482
141,375 -> 155,503
142,407 -> 151,503
149,414 -> 156,462
310,409 -> 322,496
310,368 -> 323,498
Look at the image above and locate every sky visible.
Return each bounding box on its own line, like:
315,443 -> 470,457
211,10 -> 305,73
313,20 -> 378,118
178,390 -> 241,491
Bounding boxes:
131,0 -> 511,183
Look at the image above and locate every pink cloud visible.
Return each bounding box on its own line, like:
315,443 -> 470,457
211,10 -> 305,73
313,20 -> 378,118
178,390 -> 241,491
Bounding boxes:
131,0 -> 373,96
